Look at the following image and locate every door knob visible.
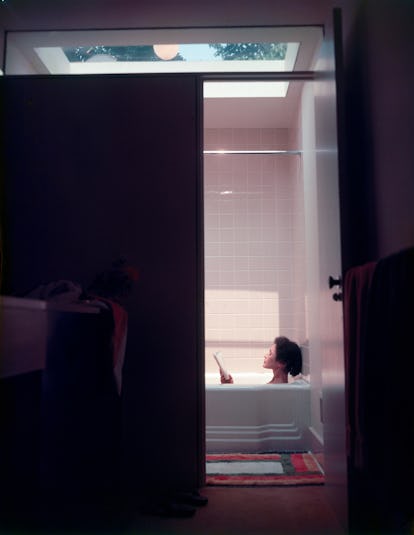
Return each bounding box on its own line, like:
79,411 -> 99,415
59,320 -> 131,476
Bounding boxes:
329,275 -> 343,302
328,275 -> 342,289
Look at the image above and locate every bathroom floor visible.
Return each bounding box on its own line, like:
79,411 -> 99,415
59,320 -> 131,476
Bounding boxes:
124,451 -> 342,534
129,485 -> 346,534
6,485 -> 345,535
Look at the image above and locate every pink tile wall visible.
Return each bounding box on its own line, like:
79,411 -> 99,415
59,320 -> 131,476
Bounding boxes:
204,128 -> 306,376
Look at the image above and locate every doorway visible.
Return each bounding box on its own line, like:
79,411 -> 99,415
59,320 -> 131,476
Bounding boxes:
203,78 -> 324,456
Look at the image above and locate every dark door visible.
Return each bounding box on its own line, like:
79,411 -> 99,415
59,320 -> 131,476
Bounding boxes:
313,9 -> 347,529
1,74 -> 204,496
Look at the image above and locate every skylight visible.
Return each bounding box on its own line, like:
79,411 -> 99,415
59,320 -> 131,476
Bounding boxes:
34,42 -> 299,75
62,42 -> 288,63
204,81 -> 289,98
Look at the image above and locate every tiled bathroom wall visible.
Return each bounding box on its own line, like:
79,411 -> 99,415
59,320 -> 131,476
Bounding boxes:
204,128 -> 307,376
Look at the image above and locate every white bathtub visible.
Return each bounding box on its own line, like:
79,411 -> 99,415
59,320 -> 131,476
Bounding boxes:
206,373 -> 311,453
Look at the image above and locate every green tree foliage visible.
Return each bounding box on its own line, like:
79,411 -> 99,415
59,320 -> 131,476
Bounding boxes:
64,45 -> 183,62
209,42 -> 287,61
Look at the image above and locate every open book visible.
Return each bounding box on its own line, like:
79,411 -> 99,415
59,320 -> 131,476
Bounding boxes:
213,351 -> 230,381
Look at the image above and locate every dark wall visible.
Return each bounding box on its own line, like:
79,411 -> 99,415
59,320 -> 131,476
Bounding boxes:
339,0 -> 414,269
1,74 -> 203,495
339,2 -> 414,532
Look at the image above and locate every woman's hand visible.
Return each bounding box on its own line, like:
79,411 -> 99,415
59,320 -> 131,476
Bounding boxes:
220,371 -> 234,384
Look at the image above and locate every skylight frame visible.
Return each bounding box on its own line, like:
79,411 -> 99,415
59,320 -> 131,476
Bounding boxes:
5,26 -> 323,76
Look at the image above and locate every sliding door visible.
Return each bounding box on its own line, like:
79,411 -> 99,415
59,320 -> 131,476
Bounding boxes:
1,74 -> 204,494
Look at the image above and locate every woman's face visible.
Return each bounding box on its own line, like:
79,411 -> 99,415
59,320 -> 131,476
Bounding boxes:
263,344 -> 277,369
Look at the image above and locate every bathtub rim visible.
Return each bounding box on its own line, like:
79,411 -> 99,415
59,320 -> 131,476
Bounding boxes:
205,371 -> 310,389
206,382 -> 310,392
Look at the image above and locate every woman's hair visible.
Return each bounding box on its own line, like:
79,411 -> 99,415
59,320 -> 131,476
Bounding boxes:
274,336 -> 302,376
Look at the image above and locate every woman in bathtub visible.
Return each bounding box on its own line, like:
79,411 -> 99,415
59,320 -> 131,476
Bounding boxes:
220,336 -> 304,384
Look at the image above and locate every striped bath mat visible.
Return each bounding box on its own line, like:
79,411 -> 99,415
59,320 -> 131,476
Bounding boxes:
206,452 -> 324,486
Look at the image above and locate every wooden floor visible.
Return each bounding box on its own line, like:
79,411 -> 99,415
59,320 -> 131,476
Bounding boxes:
3,483 -> 346,534
3,452 -> 346,534
128,485 -> 346,535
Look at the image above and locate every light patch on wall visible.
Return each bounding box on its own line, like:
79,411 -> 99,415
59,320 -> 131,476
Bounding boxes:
205,288 -> 280,344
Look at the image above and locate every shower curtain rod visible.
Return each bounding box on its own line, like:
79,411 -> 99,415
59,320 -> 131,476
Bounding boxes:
203,150 -> 302,155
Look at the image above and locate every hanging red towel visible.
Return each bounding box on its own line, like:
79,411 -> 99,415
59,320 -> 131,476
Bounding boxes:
89,295 -> 128,395
343,261 -> 376,470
